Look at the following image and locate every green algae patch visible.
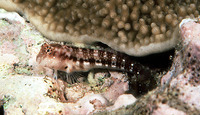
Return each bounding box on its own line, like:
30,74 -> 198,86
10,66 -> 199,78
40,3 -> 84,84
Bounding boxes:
0,64 -> 12,76
14,65 -> 32,75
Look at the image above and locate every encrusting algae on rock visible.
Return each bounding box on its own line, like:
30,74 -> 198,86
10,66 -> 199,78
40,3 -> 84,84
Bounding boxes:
0,0 -> 199,56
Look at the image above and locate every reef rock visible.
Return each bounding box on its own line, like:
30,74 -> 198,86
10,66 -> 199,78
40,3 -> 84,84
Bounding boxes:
129,18 -> 200,114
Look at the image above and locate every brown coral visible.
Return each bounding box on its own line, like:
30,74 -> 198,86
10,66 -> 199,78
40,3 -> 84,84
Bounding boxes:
0,0 -> 199,56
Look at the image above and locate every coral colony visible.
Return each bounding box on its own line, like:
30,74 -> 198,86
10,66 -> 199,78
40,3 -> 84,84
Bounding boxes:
0,0 -> 199,56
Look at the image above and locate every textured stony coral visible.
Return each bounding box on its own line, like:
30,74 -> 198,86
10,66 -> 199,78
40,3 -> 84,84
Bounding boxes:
0,0 -> 199,56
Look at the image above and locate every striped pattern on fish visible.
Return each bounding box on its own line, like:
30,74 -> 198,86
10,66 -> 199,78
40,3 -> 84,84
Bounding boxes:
36,43 -> 149,80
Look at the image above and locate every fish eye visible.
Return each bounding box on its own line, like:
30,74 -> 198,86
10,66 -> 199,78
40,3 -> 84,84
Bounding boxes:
46,49 -> 50,52
45,47 -> 52,55
64,66 -> 68,69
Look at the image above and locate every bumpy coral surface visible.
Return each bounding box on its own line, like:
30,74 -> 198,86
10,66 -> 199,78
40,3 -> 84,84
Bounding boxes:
0,0 -> 199,56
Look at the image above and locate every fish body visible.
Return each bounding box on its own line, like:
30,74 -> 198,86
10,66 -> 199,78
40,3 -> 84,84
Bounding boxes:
36,43 -> 151,82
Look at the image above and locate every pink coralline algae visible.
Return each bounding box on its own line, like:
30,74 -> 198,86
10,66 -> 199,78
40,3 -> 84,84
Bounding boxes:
0,41 -> 17,54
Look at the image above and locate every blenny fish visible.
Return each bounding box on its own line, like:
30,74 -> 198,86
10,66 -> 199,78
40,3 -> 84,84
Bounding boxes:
36,43 -> 152,83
